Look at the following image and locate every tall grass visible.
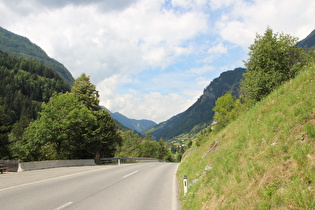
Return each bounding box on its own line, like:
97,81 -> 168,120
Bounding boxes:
177,63 -> 315,209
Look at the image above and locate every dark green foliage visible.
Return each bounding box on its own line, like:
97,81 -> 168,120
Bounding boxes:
71,73 -> 100,111
0,107 -> 11,159
115,130 -> 142,158
93,109 -> 122,157
116,130 -> 173,161
9,115 -> 32,159
0,26 -> 74,86
18,93 -> 94,160
298,29 -> 315,50
0,51 -> 70,159
151,67 -> 245,139
16,74 -> 122,161
242,27 -> 309,101
0,51 -> 70,121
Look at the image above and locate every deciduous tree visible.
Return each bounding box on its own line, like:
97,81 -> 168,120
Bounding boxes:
242,27 -> 309,101
213,92 -> 241,130
21,93 -> 96,161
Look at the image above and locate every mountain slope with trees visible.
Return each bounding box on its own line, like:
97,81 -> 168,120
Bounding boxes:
298,29 -> 315,50
0,51 -> 71,159
150,67 -> 246,139
0,26 -> 74,86
177,28 -> 315,209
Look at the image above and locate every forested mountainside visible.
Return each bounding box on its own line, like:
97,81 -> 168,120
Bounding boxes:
150,67 -> 246,139
0,51 -> 70,158
298,29 -> 315,50
0,26 -> 74,86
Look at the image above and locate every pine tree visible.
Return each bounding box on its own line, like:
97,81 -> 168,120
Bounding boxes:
0,107 -> 11,159
71,73 -> 100,111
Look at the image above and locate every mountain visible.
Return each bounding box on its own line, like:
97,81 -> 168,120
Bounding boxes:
177,60 -> 315,209
0,26 -> 74,86
0,50 -> 71,159
99,106 -> 156,133
298,29 -> 315,50
110,111 -> 156,133
150,67 -> 246,140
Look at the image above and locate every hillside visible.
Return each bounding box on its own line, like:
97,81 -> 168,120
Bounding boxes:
150,67 -> 246,139
177,63 -> 315,209
0,26 -> 74,86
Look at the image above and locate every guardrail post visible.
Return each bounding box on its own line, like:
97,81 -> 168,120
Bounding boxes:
183,175 -> 188,195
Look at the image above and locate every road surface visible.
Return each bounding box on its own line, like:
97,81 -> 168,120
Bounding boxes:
0,162 -> 179,210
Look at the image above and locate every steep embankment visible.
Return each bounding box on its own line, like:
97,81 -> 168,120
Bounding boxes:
177,63 -> 315,209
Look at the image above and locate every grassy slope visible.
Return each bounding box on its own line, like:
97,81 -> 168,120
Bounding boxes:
177,63 -> 315,209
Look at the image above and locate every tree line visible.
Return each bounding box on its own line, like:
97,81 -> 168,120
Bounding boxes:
0,50 -> 70,159
116,130 -> 173,162
0,53 -> 173,161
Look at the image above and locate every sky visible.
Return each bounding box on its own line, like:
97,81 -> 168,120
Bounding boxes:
0,0 -> 314,123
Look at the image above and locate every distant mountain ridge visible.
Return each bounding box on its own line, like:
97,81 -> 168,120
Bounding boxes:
99,106 -> 156,133
110,112 -> 156,133
149,29 -> 315,140
150,67 -> 246,139
0,26 -> 74,86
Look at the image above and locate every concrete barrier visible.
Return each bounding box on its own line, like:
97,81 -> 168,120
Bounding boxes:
17,159 -> 95,172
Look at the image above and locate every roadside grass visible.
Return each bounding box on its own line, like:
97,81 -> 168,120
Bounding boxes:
177,63 -> 315,209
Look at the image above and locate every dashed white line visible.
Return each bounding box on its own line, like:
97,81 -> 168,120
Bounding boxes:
123,170 -> 138,179
55,201 -> 73,210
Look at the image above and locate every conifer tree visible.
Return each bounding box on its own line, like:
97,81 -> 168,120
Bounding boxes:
0,107 -> 11,159
71,73 -> 100,111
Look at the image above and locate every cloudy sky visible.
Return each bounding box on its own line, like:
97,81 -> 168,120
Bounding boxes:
0,0 -> 314,123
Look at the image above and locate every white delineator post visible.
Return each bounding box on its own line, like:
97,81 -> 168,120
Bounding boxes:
118,159 -> 121,166
183,175 -> 188,195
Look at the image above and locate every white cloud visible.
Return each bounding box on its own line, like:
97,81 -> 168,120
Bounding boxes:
187,65 -> 214,75
208,42 -> 228,54
209,0 -> 234,10
103,90 -> 194,123
1,0 -> 314,123
215,0 -> 315,49
172,0 -> 207,9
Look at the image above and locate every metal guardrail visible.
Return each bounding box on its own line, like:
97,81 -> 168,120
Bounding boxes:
0,158 -> 162,172
98,157 -> 162,165
0,160 -> 19,172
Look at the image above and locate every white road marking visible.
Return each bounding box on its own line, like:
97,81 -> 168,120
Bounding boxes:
172,164 -> 180,210
123,170 -> 138,179
55,201 -> 73,210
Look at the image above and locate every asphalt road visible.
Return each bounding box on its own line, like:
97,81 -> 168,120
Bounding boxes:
0,162 -> 179,210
